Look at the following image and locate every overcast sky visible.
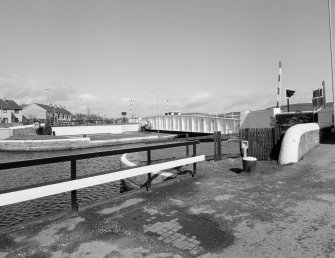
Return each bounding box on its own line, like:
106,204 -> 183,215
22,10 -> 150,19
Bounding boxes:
0,0 -> 334,117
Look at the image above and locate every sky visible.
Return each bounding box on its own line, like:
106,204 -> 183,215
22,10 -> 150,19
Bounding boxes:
0,0 -> 334,118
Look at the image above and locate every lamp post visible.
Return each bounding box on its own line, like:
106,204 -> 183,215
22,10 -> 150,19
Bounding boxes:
45,88 -> 56,125
328,0 -> 335,129
108,94 -> 111,120
150,90 -> 159,132
76,97 -> 83,121
49,103 -> 56,125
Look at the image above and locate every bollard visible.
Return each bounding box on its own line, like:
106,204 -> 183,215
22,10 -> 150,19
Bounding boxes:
242,157 -> 257,173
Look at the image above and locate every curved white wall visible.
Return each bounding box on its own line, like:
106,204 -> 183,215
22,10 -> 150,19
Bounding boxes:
278,123 -> 329,165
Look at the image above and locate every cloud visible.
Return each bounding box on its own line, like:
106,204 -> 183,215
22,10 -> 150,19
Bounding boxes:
0,75 -> 77,105
161,90 -> 277,115
0,75 -> 107,115
78,93 -> 99,102
167,91 -> 215,113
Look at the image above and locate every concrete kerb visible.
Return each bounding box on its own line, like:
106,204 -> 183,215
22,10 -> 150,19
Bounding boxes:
0,138 -> 91,151
0,134 -> 177,151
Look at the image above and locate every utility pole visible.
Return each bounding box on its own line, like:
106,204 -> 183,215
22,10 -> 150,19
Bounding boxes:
328,0 -> 335,127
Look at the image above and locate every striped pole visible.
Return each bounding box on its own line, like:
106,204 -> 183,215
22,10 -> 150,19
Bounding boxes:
276,61 -> 283,109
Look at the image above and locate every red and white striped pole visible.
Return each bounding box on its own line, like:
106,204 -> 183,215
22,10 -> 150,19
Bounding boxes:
276,61 -> 283,109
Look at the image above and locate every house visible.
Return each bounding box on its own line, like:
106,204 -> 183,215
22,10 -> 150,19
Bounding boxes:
0,99 -> 23,123
22,103 -> 72,123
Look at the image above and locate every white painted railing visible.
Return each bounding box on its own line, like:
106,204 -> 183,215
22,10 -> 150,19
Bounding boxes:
0,155 -> 205,207
144,115 -> 240,134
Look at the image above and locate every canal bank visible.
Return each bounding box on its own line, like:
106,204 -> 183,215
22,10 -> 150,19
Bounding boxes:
0,132 -> 178,151
1,135 -> 335,257
0,132 -> 179,228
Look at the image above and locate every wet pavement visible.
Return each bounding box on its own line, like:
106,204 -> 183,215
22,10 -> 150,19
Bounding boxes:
1,135 -> 335,257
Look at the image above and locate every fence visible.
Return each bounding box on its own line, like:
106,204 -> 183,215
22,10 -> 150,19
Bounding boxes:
53,120 -> 138,127
178,132 -> 239,161
0,140 -> 203,212
239,128 -> 284,160
172,130 -> 282,161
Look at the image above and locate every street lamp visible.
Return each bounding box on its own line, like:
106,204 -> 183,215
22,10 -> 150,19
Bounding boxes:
327,0 -> 335,129
76,97 -> 83,121
45,88 -> 56,125
49,102 -> 56,125
108,94 -> 111,119
150,90 -> 159,133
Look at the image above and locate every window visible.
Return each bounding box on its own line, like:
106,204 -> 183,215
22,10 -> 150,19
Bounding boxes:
14,109 -> 20,114
3,109 -> 7,113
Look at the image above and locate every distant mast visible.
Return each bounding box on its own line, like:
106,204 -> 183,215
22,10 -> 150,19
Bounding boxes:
130,99 -> 133,118
276,61 -> 283,109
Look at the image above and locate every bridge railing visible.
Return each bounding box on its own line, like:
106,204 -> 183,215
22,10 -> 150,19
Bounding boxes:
0,141 -> 203,212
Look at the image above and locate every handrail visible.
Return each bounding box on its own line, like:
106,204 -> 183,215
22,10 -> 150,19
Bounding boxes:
0,140 -> 200,170
0,155 -> 205,207
0,140 -> 201,212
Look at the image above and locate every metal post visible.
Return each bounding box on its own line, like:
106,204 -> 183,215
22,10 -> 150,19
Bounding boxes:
328,0 -> 335,128
156,93 -> 159,133
287,98 -> 290,112
146,150 -> 152,192
214,132 -> 217,161
218,131 -> 222,160
186,133 -> 189,156
323,81 -> 326,108
192,142 -> 197,177
71,160 -> 78,212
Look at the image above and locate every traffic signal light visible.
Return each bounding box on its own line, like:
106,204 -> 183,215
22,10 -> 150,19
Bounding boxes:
286,88 -> 295,98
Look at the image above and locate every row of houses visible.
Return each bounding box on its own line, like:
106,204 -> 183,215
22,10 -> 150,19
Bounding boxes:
22,103 -> 72,123
0,99 -> 72,124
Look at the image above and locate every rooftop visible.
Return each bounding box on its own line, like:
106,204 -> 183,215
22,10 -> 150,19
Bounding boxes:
0,99 -> 21,110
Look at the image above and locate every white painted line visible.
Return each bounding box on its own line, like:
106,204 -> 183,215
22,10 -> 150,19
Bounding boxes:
121,153 -> 175,178
0,155 -> 205,206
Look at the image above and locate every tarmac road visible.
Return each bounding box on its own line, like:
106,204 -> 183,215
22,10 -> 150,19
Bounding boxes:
0,135 -> 335,257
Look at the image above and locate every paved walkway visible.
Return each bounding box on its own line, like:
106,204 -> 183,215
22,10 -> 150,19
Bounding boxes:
1,135 -> 335,257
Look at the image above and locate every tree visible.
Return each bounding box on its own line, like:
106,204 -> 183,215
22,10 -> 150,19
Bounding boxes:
43,119 -> 53,135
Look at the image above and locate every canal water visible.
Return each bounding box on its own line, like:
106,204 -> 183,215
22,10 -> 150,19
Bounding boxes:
0,145 -> 137,228
0,140 -> 239,228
